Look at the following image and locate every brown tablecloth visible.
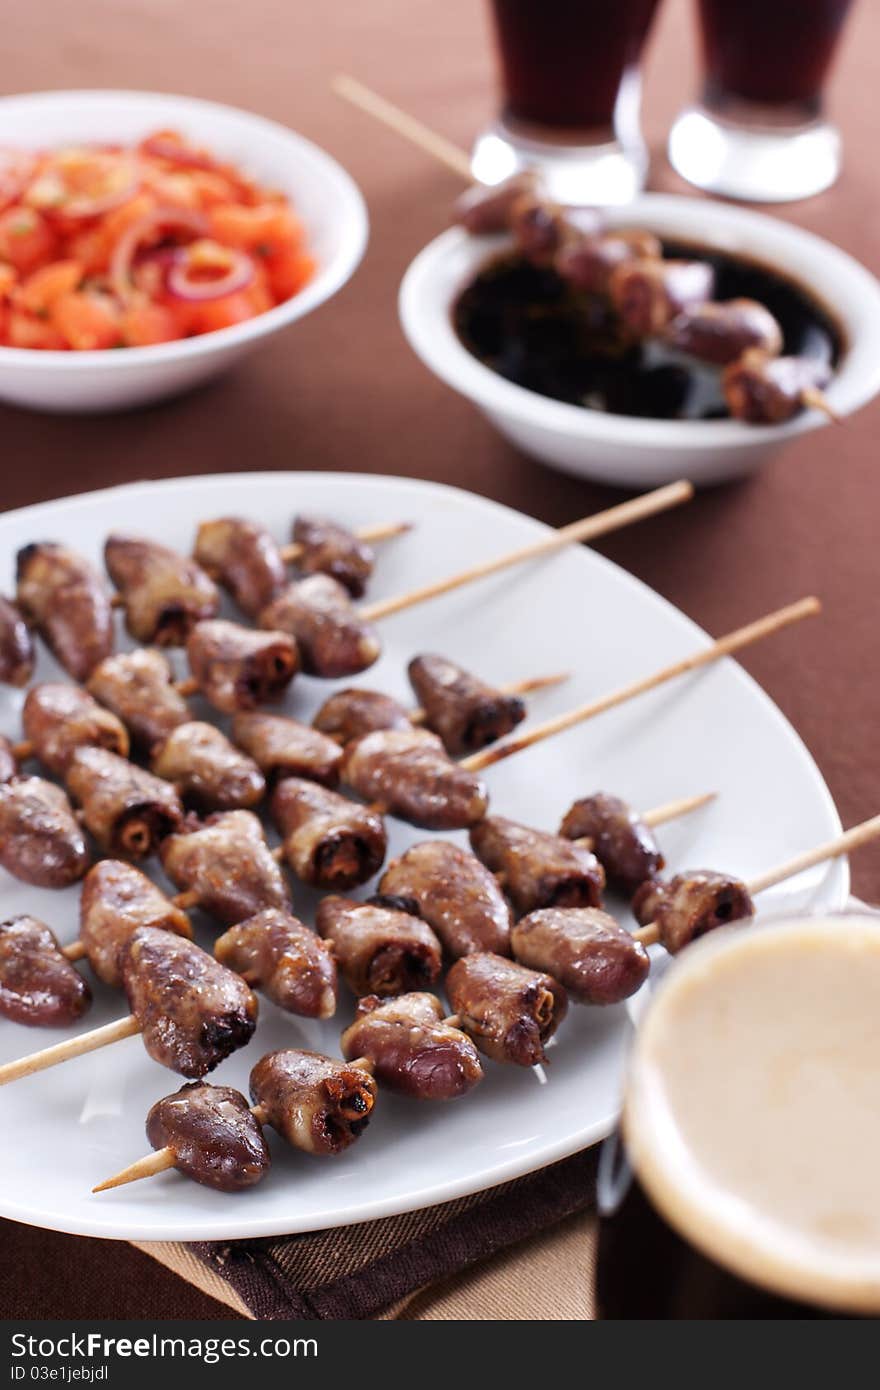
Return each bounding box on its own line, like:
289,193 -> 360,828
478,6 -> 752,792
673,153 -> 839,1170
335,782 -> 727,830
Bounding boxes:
1,0 -> 878,1319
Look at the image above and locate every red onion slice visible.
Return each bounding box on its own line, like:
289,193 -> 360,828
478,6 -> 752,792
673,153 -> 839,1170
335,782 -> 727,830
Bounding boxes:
110,206 -> 209,301
141,135 -> 217,173
166,244 -> 255,302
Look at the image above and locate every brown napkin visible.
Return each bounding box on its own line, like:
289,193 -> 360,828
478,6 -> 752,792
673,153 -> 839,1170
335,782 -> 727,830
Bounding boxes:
133,1147 -> 599,1320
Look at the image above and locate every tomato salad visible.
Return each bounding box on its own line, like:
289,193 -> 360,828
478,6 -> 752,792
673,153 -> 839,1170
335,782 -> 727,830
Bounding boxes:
0,131 -> 316,350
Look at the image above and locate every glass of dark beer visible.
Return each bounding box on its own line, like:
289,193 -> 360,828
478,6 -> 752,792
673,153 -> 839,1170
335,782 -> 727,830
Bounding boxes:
473,0 -> 664,205
597,911 -> 880,1318
669,0 -> 856,202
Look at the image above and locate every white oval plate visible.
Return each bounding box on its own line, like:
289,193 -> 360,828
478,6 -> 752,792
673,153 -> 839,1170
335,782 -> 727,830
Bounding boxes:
0,472 -> 845,1241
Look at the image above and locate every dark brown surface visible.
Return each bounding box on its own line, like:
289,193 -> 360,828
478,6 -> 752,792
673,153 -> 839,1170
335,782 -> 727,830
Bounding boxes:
1,0 -> 878,1319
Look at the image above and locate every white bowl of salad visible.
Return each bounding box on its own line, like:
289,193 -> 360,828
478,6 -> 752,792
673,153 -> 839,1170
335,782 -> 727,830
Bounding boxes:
0,89 -> 368,412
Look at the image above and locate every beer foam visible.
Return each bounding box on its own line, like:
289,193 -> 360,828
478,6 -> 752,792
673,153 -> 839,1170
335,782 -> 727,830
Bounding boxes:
624,914 -> 880,1312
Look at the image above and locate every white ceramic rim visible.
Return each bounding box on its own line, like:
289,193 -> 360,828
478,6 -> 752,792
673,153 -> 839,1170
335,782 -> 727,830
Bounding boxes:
399,193 -> 880,451
0,89 -> 369,371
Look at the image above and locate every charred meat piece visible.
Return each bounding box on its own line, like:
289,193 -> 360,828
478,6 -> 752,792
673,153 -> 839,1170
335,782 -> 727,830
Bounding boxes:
316,895 -> 442,997
215,909 -> 337,1020
609,258 -> 715,338
407,654 -> 525,755
193,517 -> 286,618
0,595 -> 35,688
664,298 -> 783,367
186,620 -> 299,714
232,711 -> 342,788
0,915 -> 91,1027
341,993 -> 483,1100
146,1082 -> 270,1192
22,682 -> 129,777
292,515 -> 374,598
160,810 -> 291,926
509,193 -> 570,266
121,926 -> 258,1077
378,840 -> 512,958
0,737 -> 18,784
105,534 -> 219,646
556,229 -> 662,296
632,870 -> 755,954
259,574 -> 380,678
79,859 -> 192,987
66,747 -> 183,859
87,648 -> 190,752
559,792 -> 662,896
16,542 -> 113,681
512,907 -> 650,1006
312,687 -> 411,744
0,776 -> 90,887
446,952 -> 567,1066
341,727 -> 488,830
249,1048 -> 376,1155
454,170 -> 542,234
151,721 -> 265,812
270,777 -> 387,891
722,349 -> 833,425
470,815 -> 605,917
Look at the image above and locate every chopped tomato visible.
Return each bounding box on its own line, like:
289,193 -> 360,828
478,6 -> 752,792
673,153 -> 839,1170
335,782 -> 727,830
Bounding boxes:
0,263 -> 16,299
8,309 -> 67,349
266,247 -> 316,300
0,207 -> 56,274
17,259 -> 83,314
121,299 -> 180,346
208,202 -> 303,253
51,289 -> 122,350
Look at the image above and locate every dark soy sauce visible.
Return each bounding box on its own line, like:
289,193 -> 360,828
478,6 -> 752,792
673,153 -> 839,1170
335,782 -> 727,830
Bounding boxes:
452,240 -> 843,422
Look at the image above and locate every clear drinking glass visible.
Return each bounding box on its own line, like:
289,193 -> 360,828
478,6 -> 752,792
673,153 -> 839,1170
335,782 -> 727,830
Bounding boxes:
668,0 -> 856,202
472,0 -> 664,205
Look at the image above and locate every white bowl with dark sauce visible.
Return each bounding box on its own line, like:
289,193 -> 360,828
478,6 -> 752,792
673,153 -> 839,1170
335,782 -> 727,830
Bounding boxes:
399,194 -> 880,487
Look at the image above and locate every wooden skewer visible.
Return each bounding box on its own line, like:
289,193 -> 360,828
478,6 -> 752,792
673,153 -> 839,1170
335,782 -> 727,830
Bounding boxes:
570,791 -> 716,853
0,1015 -> 140,1086
801,388 -> 841,424
461,597 -> 822,772
409,670 -> 569,726
333,74 -> 472,181
635,811 -> 880,949
358,481 -> 694,623
280,519 -> 412,565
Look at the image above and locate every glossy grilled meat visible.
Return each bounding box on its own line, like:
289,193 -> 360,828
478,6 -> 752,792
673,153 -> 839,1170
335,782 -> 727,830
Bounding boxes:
722,350 -> 832,425
215,909 -> 337,1019
0,736 -> 18,784
664,298 -> 783,366
470,815 -> 605,917
0,776 -> 90,887
556,229 -> 662,295
186,619 -> 299,714
146,1082 -> 270,1192
559,793 -> 662,896
66,747 -> 183,859
249,1049 -> 376,1155
79,859 -> 192,987
512,907 -> 650,1006
454,170 -> 541,234
193,517 -> 286,618
121,926 -> 258,1077
341,993 -> 483,1101
316,895 -> 442,997
259,574 -> 380,678
16,542 -> 113,681
0,595 -> 35,687
151,721 -> 265,812
87,648 -> 190,752
292,515 -> 374,598
446,952 -> 567,1066
232,711 -> 342,788
270,777 -> 387,891
104,534 -> 219,646
407,654 -> 525,755
160,810 -> 291,926
632,871 -> 755,954
609,258 -> 716,337
312,687 -> 411,744
341,727 -> 488,830
0,915 -> 91,1027
22,682 -> 129,777
378,840 -> 512,958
